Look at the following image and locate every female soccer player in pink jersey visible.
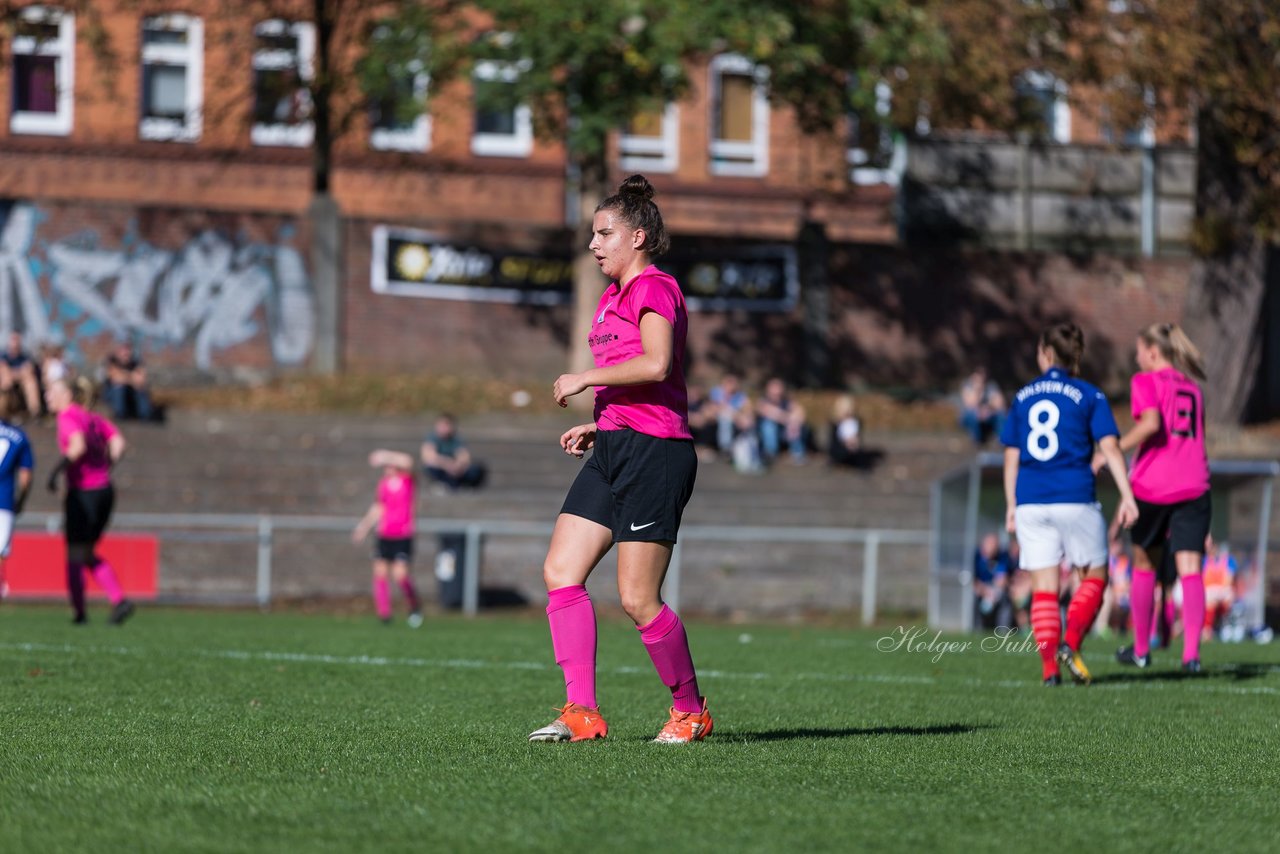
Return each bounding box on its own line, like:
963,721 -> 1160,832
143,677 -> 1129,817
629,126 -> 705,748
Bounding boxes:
1104,323 -> 1210,672
353,450 -> 422,627
528,175 -> 710,745
45,378 -> 133,625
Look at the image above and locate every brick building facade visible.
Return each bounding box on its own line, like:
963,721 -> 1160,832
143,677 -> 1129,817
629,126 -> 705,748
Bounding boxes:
0,2 -> 1194,394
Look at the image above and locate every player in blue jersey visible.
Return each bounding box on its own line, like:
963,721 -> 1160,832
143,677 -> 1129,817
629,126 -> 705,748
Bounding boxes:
0,398 -> 33,600
1002,322 -> 1138,685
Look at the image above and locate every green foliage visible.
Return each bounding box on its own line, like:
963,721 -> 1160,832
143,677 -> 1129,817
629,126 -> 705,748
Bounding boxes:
3,607 -> 1280,851
470,1 -> 719,161
472,0 -> 946,162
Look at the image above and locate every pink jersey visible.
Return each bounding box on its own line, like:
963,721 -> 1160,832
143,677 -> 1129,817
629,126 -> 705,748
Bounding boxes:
377,471 -> 415,538
589,265 -> 691,440
1129,368 -> 1209,504
56,404 -> 118,491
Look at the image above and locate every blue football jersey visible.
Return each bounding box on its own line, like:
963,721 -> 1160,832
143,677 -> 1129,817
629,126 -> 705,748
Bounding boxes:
0,421 -> 33,511
1000,367 -> 1117,505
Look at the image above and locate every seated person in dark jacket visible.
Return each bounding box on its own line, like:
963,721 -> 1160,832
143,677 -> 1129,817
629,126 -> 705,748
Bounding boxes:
103,341 -> 154,421
420,413 -> 486,491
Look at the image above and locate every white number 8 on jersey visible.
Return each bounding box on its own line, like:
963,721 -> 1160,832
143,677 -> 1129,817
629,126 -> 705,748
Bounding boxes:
1026,400 -> 1060,461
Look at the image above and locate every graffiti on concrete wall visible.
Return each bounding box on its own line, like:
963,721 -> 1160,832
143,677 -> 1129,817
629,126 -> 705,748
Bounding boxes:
0,202 -> 314,370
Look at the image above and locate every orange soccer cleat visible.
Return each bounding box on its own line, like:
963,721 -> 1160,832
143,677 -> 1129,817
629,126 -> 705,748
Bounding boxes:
527,702 -> 608,743
652,698 -> 714,744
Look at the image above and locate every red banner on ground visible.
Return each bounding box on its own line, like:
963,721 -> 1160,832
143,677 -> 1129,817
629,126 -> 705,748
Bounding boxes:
4,532 -> 159,599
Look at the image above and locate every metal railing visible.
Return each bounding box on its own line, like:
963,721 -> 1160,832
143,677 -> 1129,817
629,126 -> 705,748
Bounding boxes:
17,512 -> 931,623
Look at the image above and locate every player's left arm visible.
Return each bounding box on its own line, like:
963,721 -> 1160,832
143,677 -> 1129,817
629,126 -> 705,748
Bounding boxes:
1098,435 -> 1139,529
15,467 -> 31,514
554,311 -> 673,406
1002,447 -> 1020,534
107,433 -> 126,465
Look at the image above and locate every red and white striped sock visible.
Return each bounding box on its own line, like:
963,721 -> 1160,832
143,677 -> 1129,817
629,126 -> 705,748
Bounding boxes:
1030,591 -> 1062,680
1064,577 -> 1106,652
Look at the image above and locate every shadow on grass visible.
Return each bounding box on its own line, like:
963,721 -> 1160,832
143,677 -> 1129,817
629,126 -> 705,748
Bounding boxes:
1092,662 -> 1275,685
711,723 -> 995,744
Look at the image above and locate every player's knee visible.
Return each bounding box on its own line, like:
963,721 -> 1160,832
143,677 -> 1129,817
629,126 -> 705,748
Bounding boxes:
542,558 -> 576,591
618,591 -> 660,625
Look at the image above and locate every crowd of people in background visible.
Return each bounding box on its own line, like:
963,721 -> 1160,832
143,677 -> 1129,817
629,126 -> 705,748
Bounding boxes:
689,374 -> 879,474
0,332 -> 160,426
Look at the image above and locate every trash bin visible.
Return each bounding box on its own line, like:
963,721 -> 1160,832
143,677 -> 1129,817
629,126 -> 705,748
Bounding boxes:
436,532 -> 467,610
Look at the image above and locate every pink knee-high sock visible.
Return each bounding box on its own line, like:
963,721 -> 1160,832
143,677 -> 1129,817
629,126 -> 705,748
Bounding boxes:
373,577 -> 392,620
547,585 -> 597,709
398,577 -> 421,613
1131,569 -> 1156,658
89,559 -> 125,606
1180,574 -> 1205,664
638,605 -> 702,713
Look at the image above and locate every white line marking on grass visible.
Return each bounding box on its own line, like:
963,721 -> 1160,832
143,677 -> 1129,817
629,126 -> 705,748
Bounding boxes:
3,641 -> 1277,697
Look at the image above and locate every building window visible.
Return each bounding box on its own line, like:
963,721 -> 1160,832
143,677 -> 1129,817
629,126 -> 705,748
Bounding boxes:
847,79 -> 906,186
471,58 -> 532,157
10,6 -> 74,136
619,104 -> 678,173
367,26 -> 430,153
251,19 -> 314,147
709,54 -> 769,177
139,14 -> 203,142
1016,71 -> 1071,144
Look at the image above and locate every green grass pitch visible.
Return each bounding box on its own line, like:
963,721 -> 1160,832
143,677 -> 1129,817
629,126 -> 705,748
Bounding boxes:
2,605 -> 1278,852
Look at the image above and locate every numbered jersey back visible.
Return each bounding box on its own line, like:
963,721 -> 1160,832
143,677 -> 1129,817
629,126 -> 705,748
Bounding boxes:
1001,367 -> 1119,505
1129,367 -> 1209,504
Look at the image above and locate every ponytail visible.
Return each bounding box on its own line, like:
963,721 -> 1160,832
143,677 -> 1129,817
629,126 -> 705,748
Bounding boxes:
1140,322 -> 1206,381
1039,321 -> 1085,374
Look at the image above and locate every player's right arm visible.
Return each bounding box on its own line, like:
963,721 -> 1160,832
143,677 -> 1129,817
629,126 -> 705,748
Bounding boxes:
1002,447 -> 1019,534
352,502 -> 381,543
1092,408 -> 1160,473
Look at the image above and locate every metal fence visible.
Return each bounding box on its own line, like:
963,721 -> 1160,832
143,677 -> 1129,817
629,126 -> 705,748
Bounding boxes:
17,512 -> 930,622
929,455 -> 1279,632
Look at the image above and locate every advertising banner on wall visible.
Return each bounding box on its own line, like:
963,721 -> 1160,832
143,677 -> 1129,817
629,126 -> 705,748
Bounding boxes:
371,224 -> 797,312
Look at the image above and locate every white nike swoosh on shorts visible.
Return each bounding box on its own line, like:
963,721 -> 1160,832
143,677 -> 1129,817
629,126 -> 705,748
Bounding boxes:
629,521 -> 657,531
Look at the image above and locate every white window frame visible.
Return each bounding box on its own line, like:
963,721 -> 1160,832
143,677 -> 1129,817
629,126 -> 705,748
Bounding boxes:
470,58 -> 532,157
1020,70 -> 1071,144
708,53 -> 769,177
847,79 -> 906,186
619,103 -> 678,173
10,6 -> 75,136
370,67 -> 430,152
250,19 -> 315,148
138,14 -> 203,143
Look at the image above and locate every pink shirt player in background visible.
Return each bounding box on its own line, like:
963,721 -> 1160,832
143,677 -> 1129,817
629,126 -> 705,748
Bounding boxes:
1095,323 -> 1211,672
46,377 -> 134,625
353,450 -> 422,627
528,174 -> 711,746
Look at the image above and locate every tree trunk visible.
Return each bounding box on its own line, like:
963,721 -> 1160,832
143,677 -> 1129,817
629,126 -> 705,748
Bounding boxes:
307,0 -> 341,374
1182,104 -> 1269,425
568,154 -> 609,405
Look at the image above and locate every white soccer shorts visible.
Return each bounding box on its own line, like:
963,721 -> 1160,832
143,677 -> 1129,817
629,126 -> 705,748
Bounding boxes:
0,509 -> 14,558
1014,502 -> 1107,571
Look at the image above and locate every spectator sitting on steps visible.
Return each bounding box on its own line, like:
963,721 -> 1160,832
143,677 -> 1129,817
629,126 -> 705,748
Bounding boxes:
0,332 -> 42,419
420,413 -> 487,493
102,341 -> 154,422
